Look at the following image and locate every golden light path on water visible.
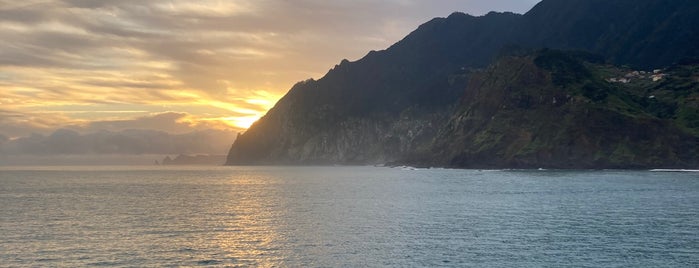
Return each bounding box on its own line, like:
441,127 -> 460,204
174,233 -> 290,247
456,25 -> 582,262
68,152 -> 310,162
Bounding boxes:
214,173 -> 286,266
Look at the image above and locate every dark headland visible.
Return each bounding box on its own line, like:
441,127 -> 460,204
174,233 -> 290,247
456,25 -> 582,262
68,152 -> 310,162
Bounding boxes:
226,0 -> 699,169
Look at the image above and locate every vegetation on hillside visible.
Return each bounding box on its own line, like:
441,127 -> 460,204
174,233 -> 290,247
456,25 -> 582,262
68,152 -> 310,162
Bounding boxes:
227,0 -> 699,168
429,50 -> 698,169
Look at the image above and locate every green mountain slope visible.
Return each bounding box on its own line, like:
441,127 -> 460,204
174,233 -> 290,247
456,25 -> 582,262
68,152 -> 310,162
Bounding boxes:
427,50 -> 698,168
520,0 -> 699,68
226,0 -> 699,168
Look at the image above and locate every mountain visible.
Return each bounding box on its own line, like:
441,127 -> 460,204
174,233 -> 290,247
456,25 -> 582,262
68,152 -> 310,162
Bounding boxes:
424,50 -> 698,168
226,0 -> 699,168
519,0 -> 699,68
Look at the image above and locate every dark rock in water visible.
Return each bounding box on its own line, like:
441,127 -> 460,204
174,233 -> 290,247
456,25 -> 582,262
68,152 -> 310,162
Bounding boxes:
226,0 -> 699,169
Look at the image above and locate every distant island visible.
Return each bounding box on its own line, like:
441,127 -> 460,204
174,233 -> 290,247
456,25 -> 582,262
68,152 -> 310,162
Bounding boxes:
226,0 -> 699,169
160,154 -> 227,166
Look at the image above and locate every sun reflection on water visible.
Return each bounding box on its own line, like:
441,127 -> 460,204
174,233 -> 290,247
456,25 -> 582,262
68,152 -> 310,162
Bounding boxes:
212,174 -> 287,267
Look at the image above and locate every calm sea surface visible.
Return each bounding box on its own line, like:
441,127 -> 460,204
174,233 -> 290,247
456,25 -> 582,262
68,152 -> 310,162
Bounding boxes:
1,166 -> 698,267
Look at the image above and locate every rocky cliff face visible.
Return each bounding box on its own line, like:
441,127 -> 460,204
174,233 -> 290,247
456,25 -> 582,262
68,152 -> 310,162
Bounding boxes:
226,0 -> 699,168
226,82 -> 451,165
427,51 -> 699,169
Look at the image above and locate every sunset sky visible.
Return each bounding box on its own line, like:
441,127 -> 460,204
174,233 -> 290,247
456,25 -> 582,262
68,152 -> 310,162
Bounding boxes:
0,0 -> 539,138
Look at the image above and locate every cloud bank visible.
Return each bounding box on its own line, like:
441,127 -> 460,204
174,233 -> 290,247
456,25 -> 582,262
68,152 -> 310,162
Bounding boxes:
0,128 -> 236,156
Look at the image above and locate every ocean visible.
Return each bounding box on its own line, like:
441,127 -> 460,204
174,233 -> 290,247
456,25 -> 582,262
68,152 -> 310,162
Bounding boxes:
1,166 -> 698,267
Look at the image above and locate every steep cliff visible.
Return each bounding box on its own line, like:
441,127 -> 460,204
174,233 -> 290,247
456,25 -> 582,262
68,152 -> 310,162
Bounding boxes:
226,78 -> 452,164
227,0 -> 699,168
427,51 -> 699,169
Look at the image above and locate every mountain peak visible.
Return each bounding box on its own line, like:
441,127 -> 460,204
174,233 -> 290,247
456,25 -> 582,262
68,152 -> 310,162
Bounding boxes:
226,1 -> 699,168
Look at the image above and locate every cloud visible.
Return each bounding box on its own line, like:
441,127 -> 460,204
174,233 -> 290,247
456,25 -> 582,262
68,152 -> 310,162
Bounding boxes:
0,128 -> 237,156
0,109 -> 81,137
0,108 -> 238,158
0,110 -> 237,138
0,0 -> 540,139
81,112 -> 193,132
1,0 -> 539,90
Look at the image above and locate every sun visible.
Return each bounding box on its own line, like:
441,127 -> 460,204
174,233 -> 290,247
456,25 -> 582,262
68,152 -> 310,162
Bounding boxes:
222,116 -> 261,130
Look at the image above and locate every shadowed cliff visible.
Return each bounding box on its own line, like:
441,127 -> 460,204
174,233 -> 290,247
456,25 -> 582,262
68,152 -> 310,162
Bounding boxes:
227,0 -> 699,168
424,51 -> 698,168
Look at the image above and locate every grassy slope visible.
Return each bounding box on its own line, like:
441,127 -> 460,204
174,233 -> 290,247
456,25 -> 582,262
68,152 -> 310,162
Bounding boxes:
431,50 -> 699,169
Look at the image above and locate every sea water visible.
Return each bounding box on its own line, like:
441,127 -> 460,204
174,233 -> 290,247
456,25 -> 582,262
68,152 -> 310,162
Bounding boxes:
1,166 -> 698,267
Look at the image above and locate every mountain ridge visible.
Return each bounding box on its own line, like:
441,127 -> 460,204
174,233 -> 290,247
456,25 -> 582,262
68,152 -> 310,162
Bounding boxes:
226,0 -> 699,168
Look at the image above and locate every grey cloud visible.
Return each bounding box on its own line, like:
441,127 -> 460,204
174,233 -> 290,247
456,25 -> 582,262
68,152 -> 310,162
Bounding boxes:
1,0 -> 540,94
0,110 -> 231,138
0,45 -> 64,68
0,6 -> 53,24
0,128 -> 237,155
29,32 -> 103,54
0,108 -> 240,159
60,0 -> 144,9
0,110 -> 67,137
80,112 -> 199,134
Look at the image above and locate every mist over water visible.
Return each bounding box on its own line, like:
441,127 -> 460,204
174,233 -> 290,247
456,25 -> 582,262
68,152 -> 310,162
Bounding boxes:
1,166 -> 698,266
